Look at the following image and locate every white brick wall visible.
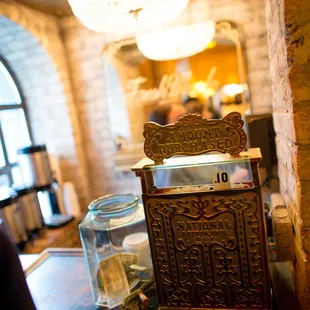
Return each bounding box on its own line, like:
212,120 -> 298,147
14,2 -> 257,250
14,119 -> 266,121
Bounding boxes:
61,17 -> 143,200
0,1 -> 90,207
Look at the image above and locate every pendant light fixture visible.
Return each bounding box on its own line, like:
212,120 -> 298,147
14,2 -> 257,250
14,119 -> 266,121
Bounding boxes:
136,0 -> 215,61
68,0 -> 189,34
136,21 -> 215,61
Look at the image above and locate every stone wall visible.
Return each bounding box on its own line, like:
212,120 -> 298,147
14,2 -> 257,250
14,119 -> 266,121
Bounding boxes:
60,18 -> 141,199
0,1 -> 90,206
266,0 -> 310,308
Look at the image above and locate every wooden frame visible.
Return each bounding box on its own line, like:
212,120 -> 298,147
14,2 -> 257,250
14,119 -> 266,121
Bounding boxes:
24,248 -> 84,277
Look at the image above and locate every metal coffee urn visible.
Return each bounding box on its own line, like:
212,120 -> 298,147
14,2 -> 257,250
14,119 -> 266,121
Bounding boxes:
0,193 -> 28,248
132,113 -> 271,310
14,187 -> 43,234
17,145 -> 53,188
17,145 -> 73,227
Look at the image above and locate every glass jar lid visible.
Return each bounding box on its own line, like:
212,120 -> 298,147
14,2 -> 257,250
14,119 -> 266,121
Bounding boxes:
88,194 -> 139,218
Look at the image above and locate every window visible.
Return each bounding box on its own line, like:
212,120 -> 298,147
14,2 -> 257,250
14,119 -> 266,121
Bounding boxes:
0,57 -> 32,187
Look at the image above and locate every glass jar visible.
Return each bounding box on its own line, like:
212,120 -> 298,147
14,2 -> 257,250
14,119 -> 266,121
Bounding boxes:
79,194 -> 153,310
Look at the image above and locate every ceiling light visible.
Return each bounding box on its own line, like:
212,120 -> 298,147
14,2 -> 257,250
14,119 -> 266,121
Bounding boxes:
136,21 -> 215,61
222,84 -> 245,97
68,0 -> 189,33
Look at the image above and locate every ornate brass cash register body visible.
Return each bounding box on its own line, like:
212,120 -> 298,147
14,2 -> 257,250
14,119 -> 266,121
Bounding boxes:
132,113 -> 271,310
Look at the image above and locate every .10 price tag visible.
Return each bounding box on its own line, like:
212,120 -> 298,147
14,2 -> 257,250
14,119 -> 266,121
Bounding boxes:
212,170 -> 231,190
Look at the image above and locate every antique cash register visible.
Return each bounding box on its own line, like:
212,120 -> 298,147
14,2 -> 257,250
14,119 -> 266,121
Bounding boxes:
132,112 -> 271,310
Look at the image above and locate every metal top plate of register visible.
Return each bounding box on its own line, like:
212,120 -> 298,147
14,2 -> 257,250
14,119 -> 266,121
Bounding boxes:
132,148 -> 261,172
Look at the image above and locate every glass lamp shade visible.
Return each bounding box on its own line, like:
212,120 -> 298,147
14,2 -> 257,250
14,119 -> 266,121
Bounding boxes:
68,0 -> 189,33
136,21 -> 216,61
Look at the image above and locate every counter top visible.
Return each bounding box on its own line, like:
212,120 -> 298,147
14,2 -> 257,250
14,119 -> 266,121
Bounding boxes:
22,248 -> 297,310
23,248 -> 94,310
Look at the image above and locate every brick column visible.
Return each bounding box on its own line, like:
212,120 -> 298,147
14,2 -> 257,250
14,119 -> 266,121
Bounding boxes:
266,0 -> 310,308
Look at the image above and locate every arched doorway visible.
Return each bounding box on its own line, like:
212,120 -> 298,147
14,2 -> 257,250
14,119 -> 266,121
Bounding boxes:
0,14 -> 89,205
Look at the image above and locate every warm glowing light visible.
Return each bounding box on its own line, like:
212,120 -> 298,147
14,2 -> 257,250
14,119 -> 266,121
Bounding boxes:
194,81 -> 207,93
68,0 -> 189,33
205,88 -> 215,97
189,90 -> 197,98
190,81 -> 215,98
207,40 -> 216,49
136,21 -> 215,60
222,84 -> 245,97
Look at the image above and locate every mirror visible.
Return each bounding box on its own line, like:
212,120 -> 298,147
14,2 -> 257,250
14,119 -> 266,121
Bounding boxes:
103,21 -> 249,166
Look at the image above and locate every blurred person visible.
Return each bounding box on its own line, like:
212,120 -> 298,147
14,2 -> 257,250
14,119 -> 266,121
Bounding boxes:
149,99 -> 185,125
0,230 -> 36,309
206,100 -> 221,119
184,97 -> 204,115
184,97 -> 215,119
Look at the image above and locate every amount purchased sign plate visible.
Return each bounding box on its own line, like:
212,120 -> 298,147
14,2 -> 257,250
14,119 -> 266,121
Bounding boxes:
143,112 -> 247,164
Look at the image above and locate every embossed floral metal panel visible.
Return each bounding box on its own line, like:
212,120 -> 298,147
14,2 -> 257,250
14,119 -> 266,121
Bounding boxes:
142,188 -> 271,309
